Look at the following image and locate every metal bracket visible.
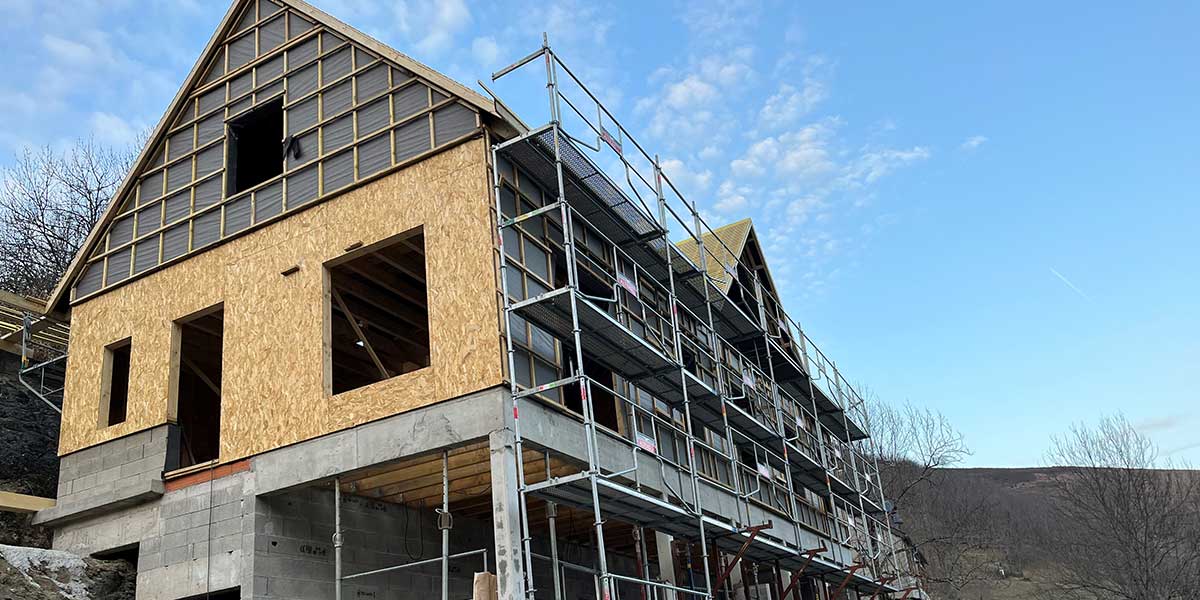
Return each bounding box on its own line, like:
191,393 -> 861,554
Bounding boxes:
436,508 -> 453,531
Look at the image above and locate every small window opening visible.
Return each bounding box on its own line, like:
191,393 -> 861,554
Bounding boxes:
227,99 -> 283,195
100,339 -> 131,427
174,307 -> 224,468
329,227 -> 430,394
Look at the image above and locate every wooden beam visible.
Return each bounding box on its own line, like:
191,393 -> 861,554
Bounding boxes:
0,338 -> 21,357
331,285 -> 389,379
182,355 -> 221,396
333,272 -> 429,332
0,491 -> 55,513
0,290 -> 67,322
370,248 -> 427,285
344,261 -> 427,308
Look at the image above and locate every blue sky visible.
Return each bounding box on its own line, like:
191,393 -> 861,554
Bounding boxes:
1,0 -> 1196,467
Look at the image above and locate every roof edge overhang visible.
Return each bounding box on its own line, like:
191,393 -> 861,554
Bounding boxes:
47,0 -> 511,315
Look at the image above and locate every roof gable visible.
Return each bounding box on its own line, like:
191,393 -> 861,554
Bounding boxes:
50,0 -> 501,311
675,218 -> 753,295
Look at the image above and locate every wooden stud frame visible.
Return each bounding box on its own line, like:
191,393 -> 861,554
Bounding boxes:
72,0 -> 483,304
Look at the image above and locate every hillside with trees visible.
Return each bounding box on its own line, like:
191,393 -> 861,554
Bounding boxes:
872,403 -> 1200,600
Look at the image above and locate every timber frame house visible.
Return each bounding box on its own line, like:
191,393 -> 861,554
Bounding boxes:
19,1 -> 929,599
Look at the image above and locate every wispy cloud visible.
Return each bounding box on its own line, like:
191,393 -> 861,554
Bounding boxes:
1164,439 -> 1200,458
1050,267 -> 1092,302
1134,413 -> 1192,434
960,134 -> 988,151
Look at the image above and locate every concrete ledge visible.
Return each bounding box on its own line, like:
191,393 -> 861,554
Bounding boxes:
33,477 -> 164,527
253,385 -> 508,495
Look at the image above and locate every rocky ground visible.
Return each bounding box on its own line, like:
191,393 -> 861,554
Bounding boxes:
0,353 -> 137,599
0,544 -> 135,600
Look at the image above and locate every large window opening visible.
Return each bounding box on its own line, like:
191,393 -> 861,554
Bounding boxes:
174,307 -> 224,469
227,99 -> 283,195
329,227 -> 430,394
100,339 -> 131,427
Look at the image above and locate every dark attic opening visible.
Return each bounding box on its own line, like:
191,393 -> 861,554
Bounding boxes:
173,306 -> 224,469
328,227 -> 431,394
227,98 -> 283,195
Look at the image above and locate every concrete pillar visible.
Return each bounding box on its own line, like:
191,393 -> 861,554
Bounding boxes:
655,532 -> 677,600
490,428 -> 525,599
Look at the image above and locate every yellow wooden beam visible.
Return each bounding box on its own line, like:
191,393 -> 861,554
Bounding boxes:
0,491 -> 56,513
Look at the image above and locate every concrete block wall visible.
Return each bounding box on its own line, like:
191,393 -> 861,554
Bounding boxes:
37,425 -> 172,525
252,486 -> 492,600
136,471 -> 254,600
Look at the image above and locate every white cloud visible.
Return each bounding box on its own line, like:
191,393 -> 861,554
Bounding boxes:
661,157 -> 713,197
714,180 -> 750,213
663,75 -> 718,110
41,34 -> 95,66
681,0 -> 762,45
759,81 -> 826,128
392,0 -> 472,56
960,134 -> 988,151
633,48 -> 757,149
730,121 -> 838,180
89,112 -> 143,147
471,36 -> 501,66
841,146 -> 931,187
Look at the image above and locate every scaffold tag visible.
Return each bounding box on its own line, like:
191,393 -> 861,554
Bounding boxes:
636,432 -> 657,454
600,125 -> 622,156
616,271 -> 638,296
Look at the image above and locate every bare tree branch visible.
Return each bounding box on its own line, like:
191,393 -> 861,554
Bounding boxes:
0,138 -> 136,298
1038,414 -> 1200,600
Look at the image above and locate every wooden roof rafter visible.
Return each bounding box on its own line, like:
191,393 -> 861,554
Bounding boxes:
45,0 -> 514,315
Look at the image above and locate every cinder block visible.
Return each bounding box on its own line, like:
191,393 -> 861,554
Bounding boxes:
162,530 -> 188,550
124,445 -> 145,463
123,429 -> 153,450
143,437 -> 169,459
212,517 -> 243,539
57,480 -> 73,497
101,441 -> 124,459
138,551 -> 163,571
101,451 -> 126,471
98,465 -> 124,484
120,456 -> 151,478
187,525 -> 211,544
152,425 -> 171,443
140,535 -> 162,555
74,472 -> 98,492
187,481 -> 214,498
160,496 -> 196,520
267,575 -> 335,597
215,533 -> 242,554
212,486 -> 243,508
163,544 -> 190,566
164,515 -> 191,535
192,541 -> 209,560
189,510 -> 213,528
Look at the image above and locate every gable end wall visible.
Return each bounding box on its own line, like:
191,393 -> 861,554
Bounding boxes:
59,139 -> 502,461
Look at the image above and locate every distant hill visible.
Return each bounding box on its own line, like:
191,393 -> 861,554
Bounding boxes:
922,466 -> 1198,599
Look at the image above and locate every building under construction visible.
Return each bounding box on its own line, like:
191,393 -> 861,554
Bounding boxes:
8,0 -> 929,598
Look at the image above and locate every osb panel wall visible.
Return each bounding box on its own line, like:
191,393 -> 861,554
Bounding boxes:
59,139 -> 502,460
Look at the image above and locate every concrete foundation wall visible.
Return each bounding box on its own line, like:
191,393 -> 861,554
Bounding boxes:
37,425 -> 172,526
253,486 -> 488,600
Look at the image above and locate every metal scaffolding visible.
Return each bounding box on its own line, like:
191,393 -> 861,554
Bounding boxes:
0,292 -> 69,414
331,450 -> 492,600
487,36 -> 925,600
